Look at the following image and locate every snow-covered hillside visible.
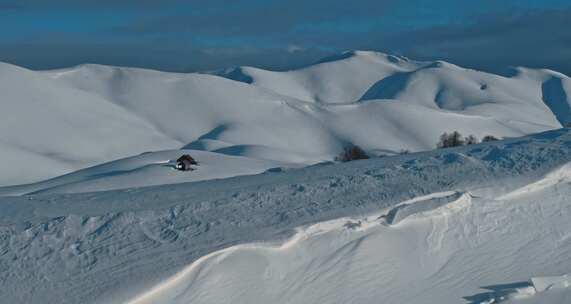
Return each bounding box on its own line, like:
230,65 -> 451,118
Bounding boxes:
0,149 -> 296,196
132,189 -> 571,304
2,51 -> 570,186
1,129 -> 571,303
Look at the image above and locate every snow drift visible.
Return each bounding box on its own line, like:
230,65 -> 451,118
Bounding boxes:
1,129 -> 571,303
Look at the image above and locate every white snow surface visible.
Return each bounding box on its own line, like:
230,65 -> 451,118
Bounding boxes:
2,50 -> 571,186
1,129 -> 571,303
0,149 -> 295,196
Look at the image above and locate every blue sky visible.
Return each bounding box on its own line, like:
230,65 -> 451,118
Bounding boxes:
0,0 -> 570,74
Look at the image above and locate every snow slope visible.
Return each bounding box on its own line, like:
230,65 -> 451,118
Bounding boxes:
0,128 -> 570,303
216,51 -> 423,103
0,62 -> 180,185
2,51 -> 570,186
130,189 -> 571,304
0,149 -> 295,196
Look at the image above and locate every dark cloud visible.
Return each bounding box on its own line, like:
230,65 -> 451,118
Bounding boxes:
0,41 -> 329,72
380,9 -> 571,76
110,0 -> 397,37
0,1 -> 24,10
0,1 -> 569,75
2,0 -> 177,9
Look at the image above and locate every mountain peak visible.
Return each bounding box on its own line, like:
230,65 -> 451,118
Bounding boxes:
315,50 -> 411,65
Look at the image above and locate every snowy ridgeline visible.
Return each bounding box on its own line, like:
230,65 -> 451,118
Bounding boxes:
1,50 -> 571,186
0,129 -> 571,303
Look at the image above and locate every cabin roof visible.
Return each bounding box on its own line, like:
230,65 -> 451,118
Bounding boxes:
177,154 -> 197,164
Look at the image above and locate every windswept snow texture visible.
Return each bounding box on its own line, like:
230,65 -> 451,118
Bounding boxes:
0,129 -> 571,303
129,189 -> 570,304
2,50 -> 571,186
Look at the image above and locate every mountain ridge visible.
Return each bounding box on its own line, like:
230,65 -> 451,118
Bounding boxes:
0,50 -> 569,186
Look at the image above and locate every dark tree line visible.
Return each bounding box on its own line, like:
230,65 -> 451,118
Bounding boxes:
437,132 -> 499,148
482,135 -> 499,142
336,144 -> 370,162
335,132 -> 502,163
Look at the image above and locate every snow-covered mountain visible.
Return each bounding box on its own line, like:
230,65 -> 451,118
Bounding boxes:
1,128 -> 571,303
1,51 -> 570,188
2,51 -> 571,304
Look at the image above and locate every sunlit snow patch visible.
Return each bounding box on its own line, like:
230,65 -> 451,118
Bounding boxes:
499,162 -> 571,200
127,190 -> 473,304
379,191 -> 470,225
467,274 -> 571,303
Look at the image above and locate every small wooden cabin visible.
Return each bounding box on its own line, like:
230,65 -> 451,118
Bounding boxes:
176,154 -> 198,171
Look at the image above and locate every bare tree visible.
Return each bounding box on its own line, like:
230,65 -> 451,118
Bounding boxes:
465,135 -> 479,145
482,135 -> 500,142
335,144 -> 369,162
437,131 -> 465,148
